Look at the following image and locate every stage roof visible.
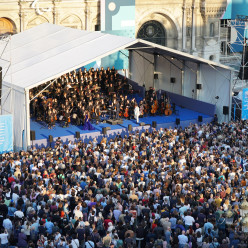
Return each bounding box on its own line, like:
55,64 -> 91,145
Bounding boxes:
0,23 -> 232,91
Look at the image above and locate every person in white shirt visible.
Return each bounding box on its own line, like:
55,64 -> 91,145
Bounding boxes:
3,216 -> 12,236
74,206 -> 83,219
134,104 -> 140,124
183,213 -> 195,229
0,229 -> 9,247
178,230 -> 188,248
14,208 -> 24,219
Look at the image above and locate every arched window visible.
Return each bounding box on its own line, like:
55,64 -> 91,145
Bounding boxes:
0,18 -> 16,35
137,20 -> 166,46
210,23 -> 215,37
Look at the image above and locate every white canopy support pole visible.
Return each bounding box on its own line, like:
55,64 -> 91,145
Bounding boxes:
129,50 -> 132,80
153,54 -> 157,89
25,89 -> 31,149
207,62 -> 231,82
30,78 -> 56,102
181,60 -> 185,95
196,63 -> 200,100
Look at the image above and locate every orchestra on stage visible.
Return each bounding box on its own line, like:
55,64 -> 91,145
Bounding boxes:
29,67 -> 173,129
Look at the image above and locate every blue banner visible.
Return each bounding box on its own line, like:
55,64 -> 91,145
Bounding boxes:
242,88 -> 248,120
222,0 -> 248,20
0,115 -> 13,153
229,21 -> 248,53
99,0 -> 135,70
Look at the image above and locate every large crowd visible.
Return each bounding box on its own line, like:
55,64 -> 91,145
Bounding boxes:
1,120 -> 248,248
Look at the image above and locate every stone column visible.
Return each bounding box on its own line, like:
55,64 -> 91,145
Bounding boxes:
19,12 -> 26,32
53,10 -> 58,24
53,1 -> 59,25
182,6 -> 186,51
191,5 -> 196,52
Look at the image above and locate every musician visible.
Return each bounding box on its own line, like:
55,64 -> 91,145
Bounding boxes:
82,110 -> 94,130
108,83 -> 114,96
129,98 -> 136,119
110,99 -> 117,120
139,101 -> 144,118
115,100 -> 120,120
30,98 -> 38,118
123,80 -> 129,95
123,99 -> 130,119
64,109 -> 70,127
94,104 -> 101,124
51,109 -> 57,127
159,94 -> 166,115
47,109 -> 53,129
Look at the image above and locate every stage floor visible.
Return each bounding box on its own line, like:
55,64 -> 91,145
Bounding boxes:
30,106 -> 213,147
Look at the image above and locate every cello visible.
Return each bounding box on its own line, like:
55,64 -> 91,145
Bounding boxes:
151,99 -> 158,115
124,106 -> 129,118
164,98 -> 172,116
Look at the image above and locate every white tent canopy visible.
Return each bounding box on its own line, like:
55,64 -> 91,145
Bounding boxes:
0,23 -> 233,150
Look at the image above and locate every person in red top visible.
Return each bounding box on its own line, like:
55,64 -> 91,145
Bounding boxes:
104,216 -> 113,230
8,176 -> 15,184
198,194 -> 204,204
151,218 -> 158,231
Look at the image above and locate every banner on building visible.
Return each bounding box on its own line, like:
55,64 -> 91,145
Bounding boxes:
242,88 -> 248,120
0,114 -> 13,153
100,0 -> 136,70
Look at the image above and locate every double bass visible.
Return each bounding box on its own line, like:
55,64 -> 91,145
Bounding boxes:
151,99 -> 158,114
164,98 -> 172,116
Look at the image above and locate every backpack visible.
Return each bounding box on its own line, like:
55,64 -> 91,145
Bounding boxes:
154,239 -> 163,248
96,218 -> 104,231
89,215 -> 95,226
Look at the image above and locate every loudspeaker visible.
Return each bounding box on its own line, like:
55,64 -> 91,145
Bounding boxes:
198,116 -> 203,122
48,135 -> 53,143
75,131 -> 80,139
95,24 -> 100,31
152,121 -> 157,128
170,77 -> 176,83
154,73 -> 158,79
196,84 -> 202,90
176,118 -> 180,125
223,106 -> 229,115
30,130 -> 36,141
128,124 -> 132,131
102,127 -> 107,135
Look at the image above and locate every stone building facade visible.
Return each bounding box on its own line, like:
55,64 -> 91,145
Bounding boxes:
0,0 -> 227,62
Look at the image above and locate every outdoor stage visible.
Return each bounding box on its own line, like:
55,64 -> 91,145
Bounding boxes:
30,105 -> 213,148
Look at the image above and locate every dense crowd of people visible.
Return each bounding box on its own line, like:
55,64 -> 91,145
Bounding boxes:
1,120 -> 248,248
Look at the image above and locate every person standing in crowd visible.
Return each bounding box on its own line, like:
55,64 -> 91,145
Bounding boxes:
0,229 -> 9,248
